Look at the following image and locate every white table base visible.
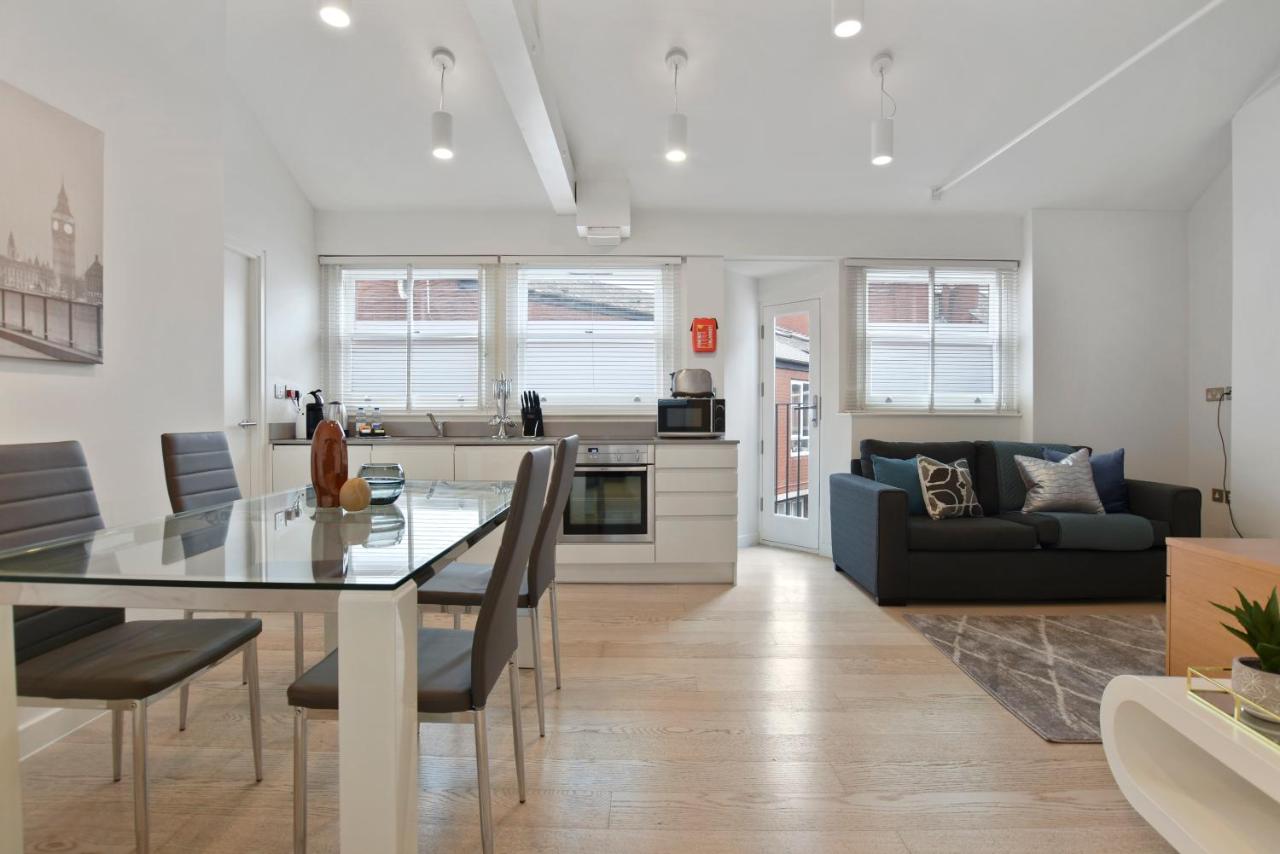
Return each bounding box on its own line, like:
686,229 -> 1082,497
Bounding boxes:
1101,675 -> 1280,854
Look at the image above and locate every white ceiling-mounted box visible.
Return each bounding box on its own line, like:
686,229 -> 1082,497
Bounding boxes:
576,179 -> 631,246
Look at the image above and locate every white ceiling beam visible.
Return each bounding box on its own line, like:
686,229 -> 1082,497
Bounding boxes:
465,0 -> 576,213
931,0 -> 1229,202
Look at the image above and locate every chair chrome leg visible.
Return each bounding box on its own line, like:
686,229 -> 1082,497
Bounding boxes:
294,611 -> 305,678
131,700 -> 150,854
473,708 -> 494,854
508,658 -> 526,803
111,709 -> 123,782
549,582 -> 563,690
529,606 -> 546,737
246,640 -> 264,782
179,610 -> 194,731
293,707 -> 308,854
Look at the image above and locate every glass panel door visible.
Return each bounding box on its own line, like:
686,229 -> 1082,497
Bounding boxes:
760,300 -> 821,550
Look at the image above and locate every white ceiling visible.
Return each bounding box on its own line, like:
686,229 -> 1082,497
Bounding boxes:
227,0 -> 1280,215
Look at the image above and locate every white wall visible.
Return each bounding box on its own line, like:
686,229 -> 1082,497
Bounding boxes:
0,0 -> 226,525
1187,167 -> 1234,536
1025,209 -> 1190,484
723,271 -> 759,545
1230,80 -> 1280,536
224,87 -> 321,427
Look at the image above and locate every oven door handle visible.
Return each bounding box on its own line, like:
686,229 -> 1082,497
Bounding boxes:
574,465 -> 652,472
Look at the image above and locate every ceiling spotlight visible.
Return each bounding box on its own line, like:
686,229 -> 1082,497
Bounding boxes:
870,51 -> 896,166
665,47 -> 689,163
832,0 -> 865,38
431,48 -> 456,160
318,0 -> 351,28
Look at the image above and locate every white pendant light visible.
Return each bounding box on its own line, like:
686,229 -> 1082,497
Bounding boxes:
431,48 -> 455,160
318,0 -> 351,28
831,0 -> 865,38
665,48 -> 689,163
870,51 -> 896,166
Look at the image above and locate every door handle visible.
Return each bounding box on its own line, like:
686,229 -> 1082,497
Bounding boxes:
237,419 -> 258,429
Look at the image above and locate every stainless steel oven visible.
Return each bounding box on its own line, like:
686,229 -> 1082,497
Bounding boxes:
560,443 -> 655,544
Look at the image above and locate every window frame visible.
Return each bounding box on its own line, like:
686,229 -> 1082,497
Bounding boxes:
789,379 -> 811,457
841,260 -> 1020,416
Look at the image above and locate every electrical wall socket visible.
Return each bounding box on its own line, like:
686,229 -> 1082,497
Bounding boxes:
1211,488 -> 1231,504
1206,386 -> 1232,402
273,384 -> 286,400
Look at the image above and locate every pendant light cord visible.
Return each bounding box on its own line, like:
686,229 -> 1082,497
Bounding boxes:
879,69 -> 897,119
673,63 -> 680,112
439,64 -> 447,111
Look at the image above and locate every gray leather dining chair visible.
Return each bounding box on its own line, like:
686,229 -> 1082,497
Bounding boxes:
288,445 -> 552,854
416,435 -> 577,737
3,440 -> 263,854
161,431 -> 308,728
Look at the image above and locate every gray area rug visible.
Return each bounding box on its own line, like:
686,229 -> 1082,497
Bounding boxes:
904,614 -> 1166,743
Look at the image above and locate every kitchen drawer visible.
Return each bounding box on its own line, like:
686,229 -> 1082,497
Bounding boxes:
656,444 -> 737,470
657,492 -> 738,517
371,444 -> 453,481
655,518 -> 738,564
556,543 -> 656,564
656,468 -> 736,494
271,446 -> 311,491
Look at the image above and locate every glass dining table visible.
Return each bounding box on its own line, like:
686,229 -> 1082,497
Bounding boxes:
0,480 -> 514,853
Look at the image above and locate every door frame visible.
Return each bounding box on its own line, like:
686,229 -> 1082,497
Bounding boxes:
758,298 -> 822,551
224,243 -> 268,497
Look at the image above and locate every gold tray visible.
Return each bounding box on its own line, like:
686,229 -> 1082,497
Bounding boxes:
1186,665 -> 1280,753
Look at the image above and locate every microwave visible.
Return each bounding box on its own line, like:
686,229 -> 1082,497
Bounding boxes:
657,397 -> 726,438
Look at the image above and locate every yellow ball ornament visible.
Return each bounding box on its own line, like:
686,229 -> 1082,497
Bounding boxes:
339,477 -> 372,512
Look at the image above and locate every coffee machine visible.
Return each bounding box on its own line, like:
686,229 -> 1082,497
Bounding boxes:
305,390 -> 325,439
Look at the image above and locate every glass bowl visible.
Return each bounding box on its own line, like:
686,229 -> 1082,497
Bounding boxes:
357,462 -> 406,505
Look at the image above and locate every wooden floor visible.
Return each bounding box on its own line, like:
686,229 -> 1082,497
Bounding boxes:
19,545 -> 1171,853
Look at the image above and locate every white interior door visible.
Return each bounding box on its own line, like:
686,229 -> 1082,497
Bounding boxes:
759,299 -> 821,550
223,248 -> 262,496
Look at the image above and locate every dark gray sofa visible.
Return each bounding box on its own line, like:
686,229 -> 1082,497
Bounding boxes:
829,439 -> 1201,605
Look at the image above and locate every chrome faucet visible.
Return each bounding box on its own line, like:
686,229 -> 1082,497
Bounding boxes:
425,413 -> 443,437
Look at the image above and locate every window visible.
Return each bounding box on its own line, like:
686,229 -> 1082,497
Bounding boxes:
789,379 -> 811,456
323,264 -> 491,412
506,265 -> 679,409
841,261 -> 1019,413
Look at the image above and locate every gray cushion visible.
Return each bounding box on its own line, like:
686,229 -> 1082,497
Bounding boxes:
989,441 -> 1079,512
17,618 -> 261,701
1040,513 -> 1155,551
907,517 -> 1038,552
1015,449 -> 1105,514
287,627 -> 477,713
417,562 -> 532,609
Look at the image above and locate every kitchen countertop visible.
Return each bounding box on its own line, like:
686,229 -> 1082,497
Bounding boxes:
271,436 -> 740,446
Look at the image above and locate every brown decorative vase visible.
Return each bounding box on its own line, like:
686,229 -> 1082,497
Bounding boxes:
310,418 -> 349,509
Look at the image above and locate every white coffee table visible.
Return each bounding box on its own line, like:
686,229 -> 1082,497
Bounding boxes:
1101,675 -> 1280,854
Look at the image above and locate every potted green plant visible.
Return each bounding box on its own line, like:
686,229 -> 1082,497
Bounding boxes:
1213,587 -> 1280,722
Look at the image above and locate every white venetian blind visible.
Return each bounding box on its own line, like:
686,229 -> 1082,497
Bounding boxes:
322,261 -> 494,412
505,264 -> 679,408
842,260 -> 1019,413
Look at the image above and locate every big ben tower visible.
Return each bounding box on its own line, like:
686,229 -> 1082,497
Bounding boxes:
51,181 -> 76,290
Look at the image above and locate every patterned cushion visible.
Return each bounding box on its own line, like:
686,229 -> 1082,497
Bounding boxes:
916,456 -> 984,520
1015,449 -> 1104,514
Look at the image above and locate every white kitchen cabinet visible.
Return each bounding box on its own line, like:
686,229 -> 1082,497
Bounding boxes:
657,492 -> 738,517
371,444 -> 453,481
271,444 -> 370,491
656,468 -> 737,494
454,445 -> 533,482
656,444 -> 738,470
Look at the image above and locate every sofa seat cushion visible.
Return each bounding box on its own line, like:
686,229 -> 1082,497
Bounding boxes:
1039,512 -> 1154,551
995,511 -> 1061,546
907,517 -> 1039,552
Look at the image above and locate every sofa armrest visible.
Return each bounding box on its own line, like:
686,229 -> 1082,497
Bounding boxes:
829,473 -> 909,604
1127,479 -> 1201,538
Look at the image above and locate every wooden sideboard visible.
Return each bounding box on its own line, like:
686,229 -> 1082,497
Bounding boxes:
1166,538 -> 1280,676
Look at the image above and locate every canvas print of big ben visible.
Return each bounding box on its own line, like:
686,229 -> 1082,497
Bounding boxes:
0,81 -> 105,364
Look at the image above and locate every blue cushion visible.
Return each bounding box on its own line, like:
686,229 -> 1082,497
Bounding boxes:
870,454 -> 926,516
1045,447 -> 1128,513
1040,512 -> 1153,551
